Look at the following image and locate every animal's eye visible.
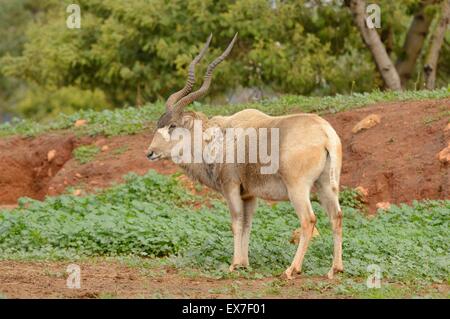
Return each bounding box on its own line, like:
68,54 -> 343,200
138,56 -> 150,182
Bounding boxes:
169,124 -> 176,130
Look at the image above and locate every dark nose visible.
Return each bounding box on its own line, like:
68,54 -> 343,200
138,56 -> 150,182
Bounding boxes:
147,151 -> 154,160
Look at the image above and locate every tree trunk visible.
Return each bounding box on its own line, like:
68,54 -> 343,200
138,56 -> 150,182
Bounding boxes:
381,24 -> 394,55
345,0 -> 402,90
396,0 -> 437,87
424,0 -> 450,89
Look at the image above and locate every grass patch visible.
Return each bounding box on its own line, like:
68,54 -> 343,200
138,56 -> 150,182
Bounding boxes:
98,292 -> 118,299
73,145 -> 100,164
0,89 -> 448,138
0,171 -> 448,287
423,108 -> 450,125
333,278 -> 447,298
112,146 -> 129,156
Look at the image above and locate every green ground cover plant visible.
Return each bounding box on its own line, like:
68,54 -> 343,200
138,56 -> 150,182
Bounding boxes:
73,145 -> 101,164
0,171 -> 448,285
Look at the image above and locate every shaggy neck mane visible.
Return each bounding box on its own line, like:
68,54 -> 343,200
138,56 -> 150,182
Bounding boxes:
177,111 -> 225,193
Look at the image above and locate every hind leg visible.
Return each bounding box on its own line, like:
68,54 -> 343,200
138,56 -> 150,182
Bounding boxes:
316,178 -> 343,279
285,185 -> 316,279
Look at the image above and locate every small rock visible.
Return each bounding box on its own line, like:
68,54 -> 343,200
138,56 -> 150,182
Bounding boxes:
95,138 -> 107,146
437,142 -> 450,164
73,189 -> 82,196
352,114 -> 381,134
376,202 -> 391,210
74,119 -> 87,127
101,145 -> 109,152
355,185 -> 369,198
312,227 -> 320,238
47,149 -> 57,162
355,186 -> 369,203
75,173 -> 82,178
290,226 -> 320,245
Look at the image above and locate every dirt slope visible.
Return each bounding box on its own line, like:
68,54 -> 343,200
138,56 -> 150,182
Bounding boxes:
0,98 -> 448,211
327,99 -> 449,210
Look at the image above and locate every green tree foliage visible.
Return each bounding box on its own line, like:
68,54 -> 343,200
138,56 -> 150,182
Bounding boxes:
0,0 -> 448,119
0,0 -> 60,119
17,86 -> 108,120
0,0 -> 31,118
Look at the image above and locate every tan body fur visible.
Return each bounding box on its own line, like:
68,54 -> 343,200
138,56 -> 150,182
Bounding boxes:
148,108 -> 344,279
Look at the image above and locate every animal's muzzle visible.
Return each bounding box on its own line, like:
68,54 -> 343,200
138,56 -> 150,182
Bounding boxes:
146,151 -> 161,161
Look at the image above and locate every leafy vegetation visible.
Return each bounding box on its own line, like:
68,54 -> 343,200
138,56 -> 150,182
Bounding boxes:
0,88 -> 448,138
73,145 -> 101,164
1,0 -> 449,118
0,171 -> 448,285
423,106 -> 450,125
331,278 -> 441,298
338,187 -> 366,211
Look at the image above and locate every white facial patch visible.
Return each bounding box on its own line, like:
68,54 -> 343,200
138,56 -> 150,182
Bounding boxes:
157,127 -> 171,141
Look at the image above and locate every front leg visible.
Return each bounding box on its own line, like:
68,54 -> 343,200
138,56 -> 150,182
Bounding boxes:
224,184 -> 245,271
241,197 -> 257,267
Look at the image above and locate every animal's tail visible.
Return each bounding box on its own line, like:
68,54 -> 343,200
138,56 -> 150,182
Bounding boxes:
323,125 -> 342,193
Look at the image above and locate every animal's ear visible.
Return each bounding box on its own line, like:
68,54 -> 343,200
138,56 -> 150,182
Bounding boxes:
181,114 -> 195,129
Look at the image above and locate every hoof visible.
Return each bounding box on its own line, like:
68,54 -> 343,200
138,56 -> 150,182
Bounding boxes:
282,268 -> 295,280
327,269 -> 334,280
327,266 -> 344,279
229,263 -> 248,272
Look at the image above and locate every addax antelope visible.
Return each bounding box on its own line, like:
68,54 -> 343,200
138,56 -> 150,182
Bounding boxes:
146,34 -> 343,279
